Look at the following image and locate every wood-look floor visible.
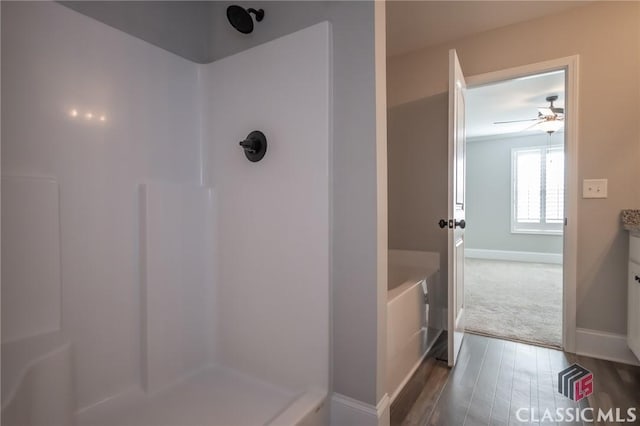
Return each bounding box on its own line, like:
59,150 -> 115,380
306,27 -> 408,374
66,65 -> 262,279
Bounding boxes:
391,333 -> 640,426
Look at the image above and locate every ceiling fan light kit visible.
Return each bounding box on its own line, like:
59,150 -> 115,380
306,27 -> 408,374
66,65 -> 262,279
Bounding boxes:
494,94 -> 565,134
538,118 -> 564,134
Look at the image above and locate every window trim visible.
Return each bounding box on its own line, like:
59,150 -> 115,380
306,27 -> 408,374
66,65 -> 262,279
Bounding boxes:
510,144 -> 564,236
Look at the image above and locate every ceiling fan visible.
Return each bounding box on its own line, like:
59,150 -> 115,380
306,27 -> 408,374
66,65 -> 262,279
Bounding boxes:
494,95 -> 565,134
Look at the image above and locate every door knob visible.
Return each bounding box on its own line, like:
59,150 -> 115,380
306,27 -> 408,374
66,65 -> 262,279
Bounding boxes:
635,275 -> 640,283
439,219 -> 464,229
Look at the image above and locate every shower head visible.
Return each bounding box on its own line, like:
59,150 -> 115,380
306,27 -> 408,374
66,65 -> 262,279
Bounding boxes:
226,5 -> 264,34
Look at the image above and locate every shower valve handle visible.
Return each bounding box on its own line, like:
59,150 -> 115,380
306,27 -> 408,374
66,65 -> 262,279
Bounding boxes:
238,131 -> 267,162
239,138 -> 259,154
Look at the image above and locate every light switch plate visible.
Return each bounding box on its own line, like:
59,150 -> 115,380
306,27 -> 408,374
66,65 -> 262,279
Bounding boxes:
583,179 -> 608,198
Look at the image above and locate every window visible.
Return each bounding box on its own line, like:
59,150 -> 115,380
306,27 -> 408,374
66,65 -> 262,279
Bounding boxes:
511,145 -> 564,234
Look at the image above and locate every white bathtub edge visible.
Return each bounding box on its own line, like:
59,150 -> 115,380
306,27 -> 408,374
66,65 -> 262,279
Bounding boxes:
387,278 -> 428,303
388,328 -> 443,403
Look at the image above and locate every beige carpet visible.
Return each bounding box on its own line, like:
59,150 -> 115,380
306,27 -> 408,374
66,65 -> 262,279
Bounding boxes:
464,258 -> 562,347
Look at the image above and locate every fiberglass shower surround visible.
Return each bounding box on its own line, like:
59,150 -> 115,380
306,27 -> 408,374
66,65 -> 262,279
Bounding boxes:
1,2 -> 330,425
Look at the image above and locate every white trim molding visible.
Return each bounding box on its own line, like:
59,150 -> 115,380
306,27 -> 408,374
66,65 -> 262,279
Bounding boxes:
377,394 -> 390,426
465,249 -> 563,265
467,55 -> 579,353
575,328 -> 639,366
330,393 -> 390,426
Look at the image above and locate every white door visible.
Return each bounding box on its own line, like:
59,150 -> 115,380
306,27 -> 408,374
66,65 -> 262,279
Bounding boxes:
447,49 -> 467,367
629,261 -> 640,359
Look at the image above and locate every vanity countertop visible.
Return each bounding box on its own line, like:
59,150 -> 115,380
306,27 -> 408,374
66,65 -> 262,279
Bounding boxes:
621,209 -> 640,235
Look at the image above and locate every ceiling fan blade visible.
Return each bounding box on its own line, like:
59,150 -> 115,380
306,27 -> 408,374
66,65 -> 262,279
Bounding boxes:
493,118 -> 539,124
523,119 -> 545,131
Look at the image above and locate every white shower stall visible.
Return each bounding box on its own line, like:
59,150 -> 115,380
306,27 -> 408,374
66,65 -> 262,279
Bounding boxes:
1,2 -> 330,425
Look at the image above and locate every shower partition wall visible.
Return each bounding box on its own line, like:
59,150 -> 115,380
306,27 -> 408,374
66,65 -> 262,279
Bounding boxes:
201,21 -> 331,394
1,2 -> 330,425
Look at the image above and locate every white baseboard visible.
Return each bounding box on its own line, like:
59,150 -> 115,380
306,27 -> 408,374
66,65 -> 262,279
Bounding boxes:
575,328 -> 639,366
465,248 -> 563,265
330,393 -> 389,426
434,324 -> 639,366
377,394 -> 390,426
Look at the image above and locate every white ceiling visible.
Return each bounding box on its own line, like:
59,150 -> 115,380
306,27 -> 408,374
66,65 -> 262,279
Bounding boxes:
466,70 -> 565,139
386,1 -> 589,58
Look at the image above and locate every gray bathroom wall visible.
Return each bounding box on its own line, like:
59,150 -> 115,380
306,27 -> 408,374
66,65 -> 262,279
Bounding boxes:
60,1 -> 214,63
61,1 -> 334,63
60,1 -> 360,64
466,133 -> 564,254
325,3 -> 382,407
209,2 -> 329,61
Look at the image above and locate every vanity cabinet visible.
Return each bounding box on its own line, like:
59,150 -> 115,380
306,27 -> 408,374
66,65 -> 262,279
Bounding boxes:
629,234 -> 640,360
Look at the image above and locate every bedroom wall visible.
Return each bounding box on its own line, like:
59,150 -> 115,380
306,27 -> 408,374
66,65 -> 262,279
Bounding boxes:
466,133 -> 564,254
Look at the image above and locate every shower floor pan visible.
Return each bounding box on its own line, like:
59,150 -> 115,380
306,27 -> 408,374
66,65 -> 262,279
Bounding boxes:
77,366 -> 308,426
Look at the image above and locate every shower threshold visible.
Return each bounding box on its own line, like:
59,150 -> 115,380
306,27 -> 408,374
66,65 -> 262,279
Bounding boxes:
77,366 -> 296,426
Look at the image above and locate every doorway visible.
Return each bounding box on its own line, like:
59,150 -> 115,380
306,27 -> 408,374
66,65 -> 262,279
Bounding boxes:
463,65 -> 573,349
